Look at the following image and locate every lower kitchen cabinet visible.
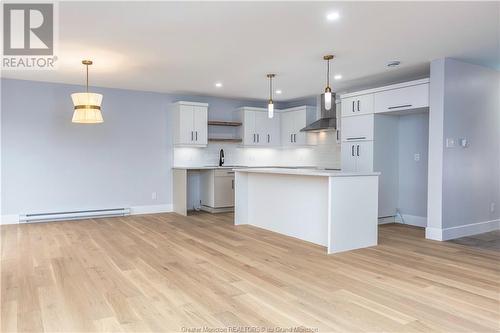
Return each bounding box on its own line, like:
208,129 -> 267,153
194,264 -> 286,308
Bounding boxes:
341,141 -> 373,172
200,169 -> 235,212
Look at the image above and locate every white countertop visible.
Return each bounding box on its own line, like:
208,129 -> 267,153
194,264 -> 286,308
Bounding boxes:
234,168 -> 380,177
172,165 -> 319,170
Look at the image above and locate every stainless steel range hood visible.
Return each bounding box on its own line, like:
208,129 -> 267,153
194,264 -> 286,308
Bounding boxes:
300,93 -> 337,132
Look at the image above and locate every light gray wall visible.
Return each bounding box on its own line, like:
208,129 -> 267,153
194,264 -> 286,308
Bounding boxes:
428,58 -> 500,231
441,59 -> 500,228
398,113 -> 429,217
1,78 -> 266,215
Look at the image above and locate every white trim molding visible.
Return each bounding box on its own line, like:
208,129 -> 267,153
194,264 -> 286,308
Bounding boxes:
401,214 -> 427,228
130,204 -> 173,215
1,214 -> 19,225
426,219 -> 500,241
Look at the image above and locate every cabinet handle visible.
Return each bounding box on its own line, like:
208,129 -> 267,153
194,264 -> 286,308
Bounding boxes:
257,134 -> 259,143
357,145 -> 360,156
290,134 -> 293,143
336,130 -> 340,141
357,100 -> 360,112
267,134 -> 270,143
195,131 -> 198,141
352,101 -> 355,112
346,137 -> 367,141
253,134 -> 256,142
351,145 -> 355,156
388,104 -> 412,110
191,131 -> 194,141
231,179 -> 234,189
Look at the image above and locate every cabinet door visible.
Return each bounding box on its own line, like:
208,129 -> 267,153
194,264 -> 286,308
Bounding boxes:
193,106 -> 208,145
243,111 -> 256,145
179,105 -> 194,144
356,94 -> 374,115
293,110 -> 307,145
341,114 -> 374,141
268,113 -> 281,145
341,142 -> 357,172
253,111 -> 267,145
214,175 -> 235,208
280,112 -> 295,146
374,83 -> 429,113
341,94 -> 374,116
355,141 -> 374,172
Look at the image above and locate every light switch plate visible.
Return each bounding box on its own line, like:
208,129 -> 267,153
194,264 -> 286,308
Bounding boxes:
414,153 -> 420,161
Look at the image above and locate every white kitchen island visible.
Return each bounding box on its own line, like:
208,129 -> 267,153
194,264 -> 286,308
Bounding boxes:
235,168 -> 380,254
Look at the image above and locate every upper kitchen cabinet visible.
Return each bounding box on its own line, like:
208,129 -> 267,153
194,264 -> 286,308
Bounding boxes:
280,106 -> 317,147
172,101 -> 208,147
341,94 -> 374,117
237,107 -> 280,146
373,79 -> 429,113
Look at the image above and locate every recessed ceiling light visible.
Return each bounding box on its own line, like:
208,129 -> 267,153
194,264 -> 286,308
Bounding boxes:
275,90 -> 282,94
334,74 -> 342,80
327,12 -> 340,21
387,61 -> 401,68
215,82 -> 223,88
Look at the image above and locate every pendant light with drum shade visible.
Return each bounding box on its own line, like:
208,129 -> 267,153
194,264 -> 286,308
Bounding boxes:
323,55 -> 334,111
71,60 -> 103,123
266,73 -> 275,118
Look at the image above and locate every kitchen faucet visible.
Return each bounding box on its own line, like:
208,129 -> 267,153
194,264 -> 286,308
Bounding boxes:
219,149 -> 224,167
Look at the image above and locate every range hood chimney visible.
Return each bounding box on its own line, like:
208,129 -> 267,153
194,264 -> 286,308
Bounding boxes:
300,93 -> 337,132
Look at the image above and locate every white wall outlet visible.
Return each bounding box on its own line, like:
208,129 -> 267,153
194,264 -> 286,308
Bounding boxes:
446,138 -> 455,148
459,138 -> 469,148
151,192 -> 157,200
414,153 -> 420,162
490,202 -> 495,213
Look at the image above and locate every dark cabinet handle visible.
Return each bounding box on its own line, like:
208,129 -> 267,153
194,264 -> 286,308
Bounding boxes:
357,145 -> 360,156
351,145 -> 355,156
346,137 -> 366,141
253,134 -> 256,142
257,134 -> 259,143
352,101 -> 355,112
336,130 -> 339,141
290,134 -> 293,143
388,104 -> 412,109
191,131 -> 194,141
357,100 -> 360,112
267,134 -> 270,143
195,131 -> 198,141
231,179 -> 234,189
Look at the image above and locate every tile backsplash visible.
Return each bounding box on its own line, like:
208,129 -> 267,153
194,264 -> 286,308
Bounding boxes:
173,131 -> 340,169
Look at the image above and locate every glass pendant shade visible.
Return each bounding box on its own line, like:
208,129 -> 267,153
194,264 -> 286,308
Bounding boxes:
71,92 -> 103,123
268,100 -> 274,118
324,91 -> 332,111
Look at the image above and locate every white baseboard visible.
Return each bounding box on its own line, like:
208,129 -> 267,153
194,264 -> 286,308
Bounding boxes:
130,204 -> 173,215
401,214 -> 427,227
1,204 -> 174,225
378,216 -> 396,224
426,219 -> 500,241
1,214 -> 19,225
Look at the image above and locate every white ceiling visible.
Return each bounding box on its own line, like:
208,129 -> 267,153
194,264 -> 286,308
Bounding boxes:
3,1 -> 499,101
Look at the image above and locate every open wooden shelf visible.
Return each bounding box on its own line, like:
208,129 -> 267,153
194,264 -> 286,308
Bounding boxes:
208,121 -> 242,127
208,138 -> 243,143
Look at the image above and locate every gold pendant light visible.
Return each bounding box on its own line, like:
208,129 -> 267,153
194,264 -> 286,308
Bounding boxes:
323,55 -> 334,111
71,60 -> 103,123
267,73 -> 275,118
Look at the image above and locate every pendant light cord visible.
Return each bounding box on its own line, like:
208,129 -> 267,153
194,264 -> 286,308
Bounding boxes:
326,58 -> 330,89
269,76 -> 273,102
86,64 -> 89,93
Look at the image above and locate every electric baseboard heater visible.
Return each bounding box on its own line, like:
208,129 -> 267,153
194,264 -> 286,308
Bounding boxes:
19,208 -> 131,223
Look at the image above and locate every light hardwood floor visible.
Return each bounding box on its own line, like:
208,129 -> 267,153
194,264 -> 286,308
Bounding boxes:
1,212 -> 499,332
